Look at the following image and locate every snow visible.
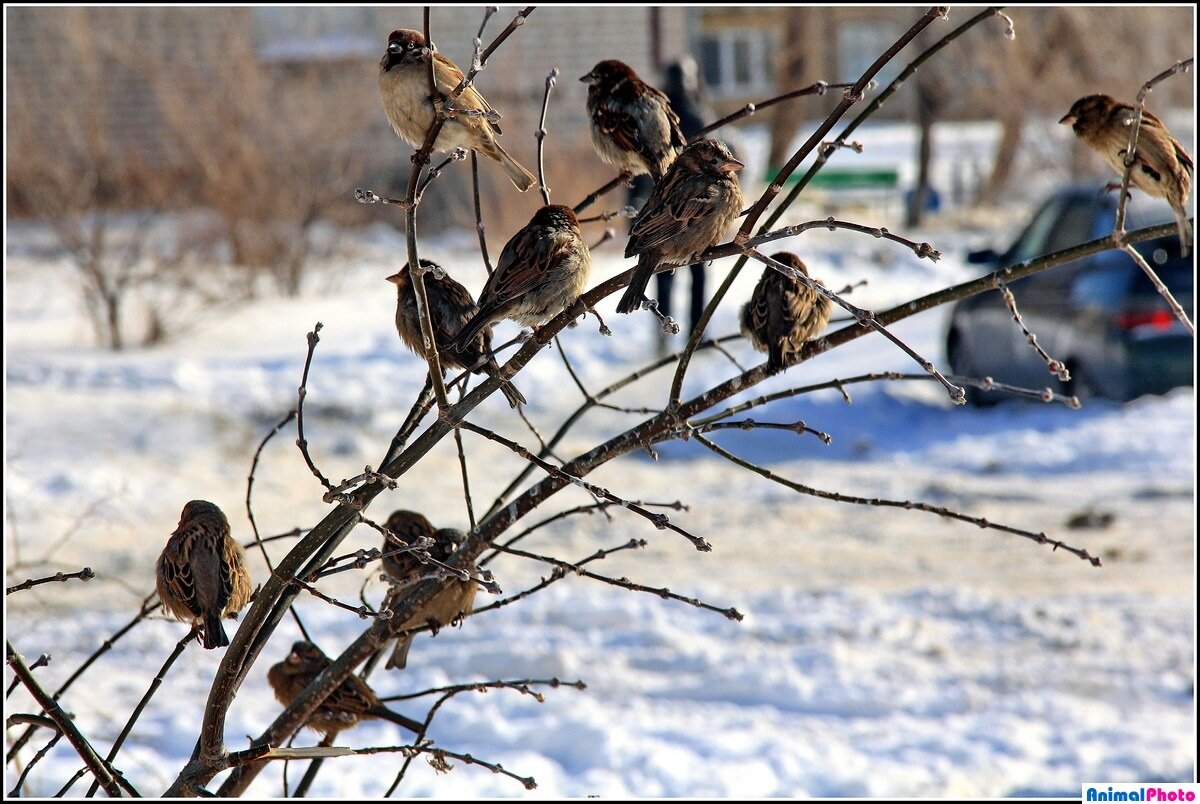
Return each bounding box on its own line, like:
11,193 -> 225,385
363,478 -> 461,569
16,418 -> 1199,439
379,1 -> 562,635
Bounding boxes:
4,206 -> 1195,797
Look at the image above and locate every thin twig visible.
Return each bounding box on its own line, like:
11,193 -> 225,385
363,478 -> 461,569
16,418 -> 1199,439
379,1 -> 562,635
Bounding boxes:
573,172 -> 630,215
691,80 -> 860,141
1118,244 -> 1194,333
476,539 -> 648,611
385,677 -> 586,703
1107,61 -> 1195,332
471,153 -> 493,276
8,729 -> 63,797
666,6 -> 992,409
5,595 -> 161,762
694,433 -> 1101,566
6,642 -> 131,798
535,68 -> 558,206
459,420 -> 711,551
296,322 -> 334,491
453,383 -> 478,530
747,248 -> 964,403
1114,58 -> 1194,237
290,577 -> 386,620
85,628 -> 195,796
996,281 -> 1071,381
490,542 -> 743,620
6,567 -> 95,595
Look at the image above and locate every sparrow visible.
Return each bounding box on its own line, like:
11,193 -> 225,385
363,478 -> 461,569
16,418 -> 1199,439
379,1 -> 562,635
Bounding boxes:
267,640 -> 424,740
388,260 -> 525,407
379,28 -> 537,191
617,139 -> 744,314
740,252 -> 833,372
155,500 -> 253,650
581,59 -> 686,181
1060,94 -> 1194,255
379,511 -> 477,671
446,205 -> 591,354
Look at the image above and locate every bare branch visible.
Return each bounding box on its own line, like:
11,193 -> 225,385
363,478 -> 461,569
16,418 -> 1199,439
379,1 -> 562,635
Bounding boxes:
6,641 -> 134,797
458,420 -> 711,551
6,567 -> 95,595
694,433 -> 1101,566
536,68 -> 558,206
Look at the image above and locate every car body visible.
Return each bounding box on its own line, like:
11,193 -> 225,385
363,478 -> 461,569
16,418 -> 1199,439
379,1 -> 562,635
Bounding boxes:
945,185 -> 1194,405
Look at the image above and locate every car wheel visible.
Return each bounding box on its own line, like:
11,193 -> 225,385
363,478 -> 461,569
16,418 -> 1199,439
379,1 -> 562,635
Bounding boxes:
1064,361 -> 1100,404
947,327 -> 999,408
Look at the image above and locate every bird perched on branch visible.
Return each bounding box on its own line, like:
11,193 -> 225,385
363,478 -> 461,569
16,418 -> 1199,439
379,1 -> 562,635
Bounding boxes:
740,252 -> 833,372
1060,93 -> 1193,255
446,205 -> 591,354
156,500 -> 252,650
267,640 -> 424,740
581,59 -> 686,181
379,28 -> 537,191
618,139 -> 744,315
378,510 -> 477,671
388,260 -> 525,407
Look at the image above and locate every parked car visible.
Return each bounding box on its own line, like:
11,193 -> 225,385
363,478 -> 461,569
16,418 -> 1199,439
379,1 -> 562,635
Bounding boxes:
945,185 -> 1194,405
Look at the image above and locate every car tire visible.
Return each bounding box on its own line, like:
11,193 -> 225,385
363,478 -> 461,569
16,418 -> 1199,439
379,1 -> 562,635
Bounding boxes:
947,327 -> 999,408
1064,361 -> 1100,404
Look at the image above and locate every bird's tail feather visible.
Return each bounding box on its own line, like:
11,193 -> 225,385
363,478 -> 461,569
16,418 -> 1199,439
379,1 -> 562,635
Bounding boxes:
368,703 -> 424,734
1173,206 -> 1192,258
616,253 -> 657,314
491,143 -> 537,192
202,613 -> 229,650
385,636 -> 413,671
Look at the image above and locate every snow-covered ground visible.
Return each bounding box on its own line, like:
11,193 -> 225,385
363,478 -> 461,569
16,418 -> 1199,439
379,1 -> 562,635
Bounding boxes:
4,209 -> 1195,797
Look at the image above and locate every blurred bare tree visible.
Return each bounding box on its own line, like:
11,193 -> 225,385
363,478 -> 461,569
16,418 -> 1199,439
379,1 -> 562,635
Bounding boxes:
958,7 -> 1193,203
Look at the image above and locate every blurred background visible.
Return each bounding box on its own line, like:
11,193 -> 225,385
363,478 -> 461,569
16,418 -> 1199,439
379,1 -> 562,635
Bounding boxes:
5,7 -> 1196,797
7,6 -> 1194,349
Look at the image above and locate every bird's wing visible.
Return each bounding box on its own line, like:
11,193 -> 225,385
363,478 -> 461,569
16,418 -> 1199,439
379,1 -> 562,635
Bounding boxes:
626,179 -> 723,257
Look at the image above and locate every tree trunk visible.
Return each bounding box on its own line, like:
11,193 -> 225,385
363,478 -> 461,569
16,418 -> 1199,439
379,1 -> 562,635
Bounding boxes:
767,8 -> 809,171
979,111 -> 1024,205
906,75 -> 938,228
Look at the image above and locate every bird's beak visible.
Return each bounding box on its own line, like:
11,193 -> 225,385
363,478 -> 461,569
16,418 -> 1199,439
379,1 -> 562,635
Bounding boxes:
1058,113 -> 1075,126
286,652 -> 300,665
387,41 -> 403,55
579,72 -> 594,84
724,157 -> 745,172
386,272 -> 403,284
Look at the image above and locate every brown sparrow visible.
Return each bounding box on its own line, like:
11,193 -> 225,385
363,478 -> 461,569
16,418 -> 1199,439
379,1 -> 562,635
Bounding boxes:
379,511 -> 477,671
581,60 -> 686,181
1060,94 -> 1193,254
267,640 -> 423,740
379,29 -> 536,192
446,205 -> 591,354
388,260 -> 525,407
740,252 -> 833,372
156,500 -> 252,650
618,139 -> 744,314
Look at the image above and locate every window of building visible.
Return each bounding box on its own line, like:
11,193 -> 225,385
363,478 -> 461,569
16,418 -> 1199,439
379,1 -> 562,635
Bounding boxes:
698,28 -> 775,98
837,22 -> 902,87
253,7 -> 378,62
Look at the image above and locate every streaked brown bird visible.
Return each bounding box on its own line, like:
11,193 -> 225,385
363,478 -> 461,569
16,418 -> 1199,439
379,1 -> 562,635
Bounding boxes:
379,28 -> 536,191
267,640 -> 424,740
1060,94 -> 1193,255
156,500 -> 252,650
388,260 -> 525,407
379,511 -> 477,671
446,205 -> 591,354
741,252 -> 833,372
618,139 -> 743,315
581,59 -> 686,181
